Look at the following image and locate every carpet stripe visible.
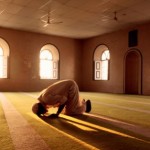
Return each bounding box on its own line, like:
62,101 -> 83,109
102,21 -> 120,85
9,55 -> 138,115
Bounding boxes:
93,101 -> 150,114
0,93 -> 51,150
85,113 -> 150,138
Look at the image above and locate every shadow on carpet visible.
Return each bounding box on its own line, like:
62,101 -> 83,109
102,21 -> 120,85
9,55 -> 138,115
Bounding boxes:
40,114 -> 150,150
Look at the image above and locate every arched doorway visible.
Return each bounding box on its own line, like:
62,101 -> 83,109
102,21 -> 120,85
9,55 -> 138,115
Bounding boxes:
124,49 -> 142,94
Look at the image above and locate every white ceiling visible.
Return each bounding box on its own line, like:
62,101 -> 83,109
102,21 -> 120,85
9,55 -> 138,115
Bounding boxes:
0,0 -> 150,39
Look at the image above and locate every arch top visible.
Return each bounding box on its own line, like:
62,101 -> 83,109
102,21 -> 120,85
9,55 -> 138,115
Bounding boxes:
124,48 -> 142,60
40,44 -> 59,61
0,38 -> 10,56
94,44 -> 109,61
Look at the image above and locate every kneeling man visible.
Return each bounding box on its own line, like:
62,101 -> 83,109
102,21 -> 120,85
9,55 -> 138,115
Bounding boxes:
32,79 -> 91,118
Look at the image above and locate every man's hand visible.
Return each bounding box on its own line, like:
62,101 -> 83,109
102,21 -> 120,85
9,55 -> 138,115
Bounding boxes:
48,113 -> 58,118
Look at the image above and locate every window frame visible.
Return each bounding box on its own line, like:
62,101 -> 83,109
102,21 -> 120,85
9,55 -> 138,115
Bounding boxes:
0,38 -> 9,79
94,45 -> 110,81
39,44 -> 59,80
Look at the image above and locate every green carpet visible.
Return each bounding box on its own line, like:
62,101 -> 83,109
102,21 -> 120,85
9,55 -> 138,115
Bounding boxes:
0,92 -> 150,150
0,101 -> 15,150
80,92 -> 150,128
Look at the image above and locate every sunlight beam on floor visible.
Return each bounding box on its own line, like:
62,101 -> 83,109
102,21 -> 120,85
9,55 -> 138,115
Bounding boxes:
29,113 -> 100,150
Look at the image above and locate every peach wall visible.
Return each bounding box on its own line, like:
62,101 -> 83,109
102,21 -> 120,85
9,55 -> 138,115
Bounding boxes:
81,22 -> 150,95
138,23 -> 150,95
81,30 -> 128,93
0,27 -> 82,91
1,21 -> 150,95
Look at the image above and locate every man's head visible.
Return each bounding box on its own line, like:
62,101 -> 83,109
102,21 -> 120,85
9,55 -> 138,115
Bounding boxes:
32,102 -> 47,116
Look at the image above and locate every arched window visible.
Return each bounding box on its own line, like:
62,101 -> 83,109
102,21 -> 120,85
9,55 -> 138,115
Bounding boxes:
0,47 -> 4,77
39,44 -> 59,79
94,45 -> 110,80
0,38 -> 9,78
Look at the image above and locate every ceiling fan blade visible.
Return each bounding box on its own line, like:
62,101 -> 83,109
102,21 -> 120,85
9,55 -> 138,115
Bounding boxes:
0,9 -> 5,15
41,13 -> 48,19
43,23 -> 49,27
41,19 -> 47,23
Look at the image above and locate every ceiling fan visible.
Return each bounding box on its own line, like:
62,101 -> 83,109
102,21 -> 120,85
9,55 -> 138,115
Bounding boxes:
41,11 -> 63,27
101,11 -> 118,22
113,11 -> 118,21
